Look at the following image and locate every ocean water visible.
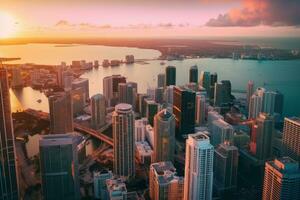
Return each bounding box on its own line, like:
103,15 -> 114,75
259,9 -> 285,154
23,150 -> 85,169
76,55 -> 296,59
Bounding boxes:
1,43 -> 299,117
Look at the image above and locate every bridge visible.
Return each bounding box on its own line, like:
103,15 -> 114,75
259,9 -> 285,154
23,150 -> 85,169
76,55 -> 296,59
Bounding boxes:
24,108 -> 113,146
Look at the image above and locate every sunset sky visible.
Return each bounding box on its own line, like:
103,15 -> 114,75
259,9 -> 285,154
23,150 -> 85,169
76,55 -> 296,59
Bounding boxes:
1,0 -> 300,38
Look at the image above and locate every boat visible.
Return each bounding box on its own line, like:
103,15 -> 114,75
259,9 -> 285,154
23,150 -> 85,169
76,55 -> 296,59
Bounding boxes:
37,99 -> 42,103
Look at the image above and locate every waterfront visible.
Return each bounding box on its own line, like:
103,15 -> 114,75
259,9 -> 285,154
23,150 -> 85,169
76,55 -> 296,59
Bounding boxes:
1,44 -> 299,116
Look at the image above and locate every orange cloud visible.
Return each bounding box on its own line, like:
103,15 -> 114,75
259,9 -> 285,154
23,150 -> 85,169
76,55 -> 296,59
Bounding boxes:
206,0 -> 300,27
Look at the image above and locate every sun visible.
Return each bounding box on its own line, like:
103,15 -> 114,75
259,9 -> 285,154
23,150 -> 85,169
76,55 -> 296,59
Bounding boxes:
0,12 -> 17,38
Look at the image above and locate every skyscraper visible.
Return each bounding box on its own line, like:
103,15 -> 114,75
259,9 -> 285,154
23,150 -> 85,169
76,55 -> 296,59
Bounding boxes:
153,109 -> 176,162
48,91 -> 73,134
118,82 -> 137,110
11,67 -> 23,88
214,142 -> 238,194
189,65 -> 198,83
149,161 -> 184,200
91,94 -> 106,129
282,117 -> 300,161
39,134 -> 80,200
0,68 -> 19,200
103,75 -> 126,107
173,86 -> 195,137
164,85 -> 174,106
145,100 -> 160,126
195,94 -> 206,126
262,157 -> 300,200
262,90 -> 277,115
214,82 -> 227,107
72,78 -> 89,101
246,80 -> 254,108
112,103 -> 135,177
248,88 -> 266,119
211,119 -> 234,147
157,73 -> 166,88
184,132 -> 214,200
250,113 -> 274,161
165,66 -> 176,86
209,73 -> 217,100
200,71 -> 210,95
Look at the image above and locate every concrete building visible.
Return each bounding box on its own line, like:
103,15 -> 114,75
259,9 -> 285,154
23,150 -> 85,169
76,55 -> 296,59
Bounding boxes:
91,94 -> 106,129
134,118 -> 148,142
214,142 -> 238,195
49,91 -> 73,134
39,134 -> 80,200
153,109 -> 176,162
262,157 -> 300,200
149,161 -> 184,200
165,66 -> 176,86
135,141 -> 153,165
106,177 -> 127,200
282,117 -> 300,161
0,68 -> 19,200
112,104 -> 135,177
184,132 -> 214,200
93,170 -> 113,199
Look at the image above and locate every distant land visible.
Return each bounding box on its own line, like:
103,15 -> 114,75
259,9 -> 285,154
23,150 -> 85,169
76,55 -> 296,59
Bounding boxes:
1,37 -> 299,60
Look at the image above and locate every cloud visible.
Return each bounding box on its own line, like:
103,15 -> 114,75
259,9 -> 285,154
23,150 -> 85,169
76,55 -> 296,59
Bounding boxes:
206,0 -> 300,27
55,20 -> 111,30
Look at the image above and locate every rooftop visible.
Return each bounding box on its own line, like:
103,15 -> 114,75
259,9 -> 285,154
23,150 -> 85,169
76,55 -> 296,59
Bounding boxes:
115,103 -> 132,113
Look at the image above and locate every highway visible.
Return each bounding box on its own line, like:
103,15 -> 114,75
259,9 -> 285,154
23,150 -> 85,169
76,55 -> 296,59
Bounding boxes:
24,108 -> 113,146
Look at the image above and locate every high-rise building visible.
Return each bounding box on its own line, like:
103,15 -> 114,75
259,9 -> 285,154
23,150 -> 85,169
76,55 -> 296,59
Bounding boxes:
200,71 -> 210,96
211,119 -> 234,147
112,104 -> 135,177
91,94 -> 106,129
195,94 -> 206,126
189,65 -> 198,83
282,117 -> 300,161
48,91 -> 73,134
146,100 -> 160,126
153,109 -> 176,162
11,67 -> 23,88
103,75 -> 126,107
134,118 -> 148,142
39,134 -> 80,200
93,170 -> 113,200
62,70 -> 73,91
173,86 -> 195,137
165,66 -> 176,86
138,94 -> 149,117
155,87 -> 164,104
72,78 -> 89,101
262,157 -> 300,200
250,113 -> 274,161
184,132 -> 214,200
247,80 -> 254,108
214,142 -> 238,194
209,73 -> 217,99
149,161 -> 184,200
214,82 -> 227,107
157,73 -> 166,88
164,85 -> 174,106
220,80 -> 232,102
118,82 -> 137,110
72,87 -> 85,117
248,88 -> 266,119
0,68 -> 19,200
262,91 -> 277,115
